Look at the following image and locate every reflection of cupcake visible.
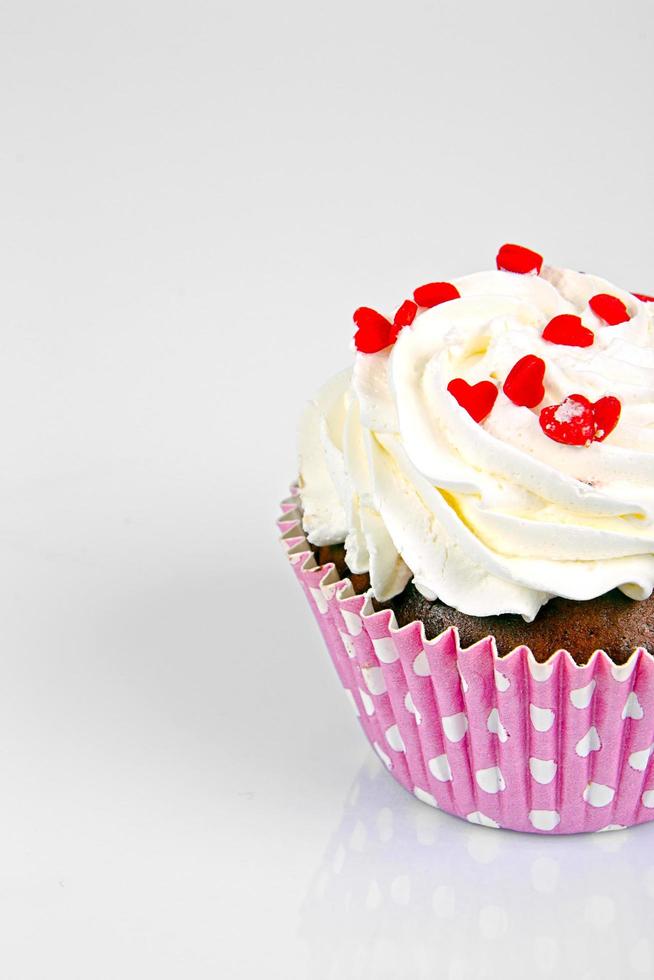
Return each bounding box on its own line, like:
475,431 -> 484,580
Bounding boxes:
300,756 -> 654,979
281,243 -> 654,833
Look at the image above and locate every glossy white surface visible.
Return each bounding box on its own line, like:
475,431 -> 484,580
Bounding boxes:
2,0 -> 654,975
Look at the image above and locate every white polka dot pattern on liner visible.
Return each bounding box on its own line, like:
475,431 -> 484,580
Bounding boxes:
466,811 -> 500,828
475,766 -> 506,794
414,786 -> 438,807
373,636 -> 398,664
404,692 -> 422,725
428,754 -> 453,782
611,658 -> 638,682
341,609 -> 362,636
629,744 -> 654,772
442,712 -> 468,743
570,679 -> 596,709
310,587 -> 328,614
283,498 -> 654,833
623,692 -> 644,720
487,708 -> 508,742
385,724 -> 405,752
583,782 -> 615,808
358,688 -> 375,717
373,742 -> 392,770
530,704 -> 555,732
575,726 -> 601,758
494,669 -> 510,692
529,758 -> 557,786
528,657 -> 555,682
529,810 -> 561,831
362,666 -> 386,696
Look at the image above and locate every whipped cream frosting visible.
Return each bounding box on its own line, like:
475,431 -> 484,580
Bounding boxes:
298,265 -> 654,620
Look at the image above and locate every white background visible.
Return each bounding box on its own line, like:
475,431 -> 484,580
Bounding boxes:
1,0 -> 654,976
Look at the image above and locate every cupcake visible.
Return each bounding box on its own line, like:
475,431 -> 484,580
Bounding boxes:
280,243 -> 654,834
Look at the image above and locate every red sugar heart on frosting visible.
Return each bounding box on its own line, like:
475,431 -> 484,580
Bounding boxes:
496,243 -> 543,275
413,282 -> 460,308
539,395 -> 596,446
353,307 -> 392,353
592,395 -> 621,442
539,393 -> 622,446
389,299 -> 417,342
632,291 -> 654,303
542,313 -> 594,348
447,378 -> 498,423
356,299 -> 420,351
393,299 -> 417,327
589,293 -> 630,325
503,355 -> 546,408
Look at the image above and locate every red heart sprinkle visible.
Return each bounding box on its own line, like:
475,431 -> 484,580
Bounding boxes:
539,395 -> 596,446
447,378 -> 498,423
413,282 -> 460,308
542,313 -> 594,348
592,395 -> 621,442
353,307 -> 392,353
393,299 -> 417,327
389,299 -> 418,342
632,291 -> 654,303
570,393 -> 592,409
496,243 -> 543,275
393,299 -> 418,336
503,355 -> 546,408
589,293 -> 629,325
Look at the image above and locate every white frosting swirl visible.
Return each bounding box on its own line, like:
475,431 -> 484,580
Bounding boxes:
298,266 -> 654,620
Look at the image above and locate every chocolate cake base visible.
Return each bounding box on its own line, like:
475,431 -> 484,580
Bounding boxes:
310,542 -> 654,665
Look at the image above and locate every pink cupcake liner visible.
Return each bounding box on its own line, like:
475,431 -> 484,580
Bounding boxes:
279,491 -> 654,834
